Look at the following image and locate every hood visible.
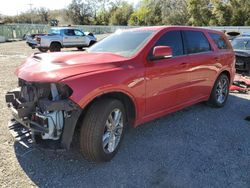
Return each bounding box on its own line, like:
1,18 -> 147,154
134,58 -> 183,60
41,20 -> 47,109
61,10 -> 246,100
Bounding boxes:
16,52 -> 128,82
234,49 -> 250,57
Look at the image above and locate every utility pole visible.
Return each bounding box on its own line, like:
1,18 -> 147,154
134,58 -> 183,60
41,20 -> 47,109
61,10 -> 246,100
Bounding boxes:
27,2 -> 33,24
16,11 -> 18,24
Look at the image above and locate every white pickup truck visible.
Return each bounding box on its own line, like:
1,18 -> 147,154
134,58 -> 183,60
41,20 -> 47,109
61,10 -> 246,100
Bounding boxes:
26,27 -> 97,52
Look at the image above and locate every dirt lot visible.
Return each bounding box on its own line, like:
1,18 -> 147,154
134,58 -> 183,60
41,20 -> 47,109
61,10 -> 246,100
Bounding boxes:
0,40 -> 250,188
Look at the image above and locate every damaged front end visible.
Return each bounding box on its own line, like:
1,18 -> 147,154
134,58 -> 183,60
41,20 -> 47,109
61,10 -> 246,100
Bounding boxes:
5,79 -> 81,149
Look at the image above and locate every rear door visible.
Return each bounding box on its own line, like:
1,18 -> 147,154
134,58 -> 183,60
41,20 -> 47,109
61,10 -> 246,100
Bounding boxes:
182,30 -> 216,100
145,30 -> 190,116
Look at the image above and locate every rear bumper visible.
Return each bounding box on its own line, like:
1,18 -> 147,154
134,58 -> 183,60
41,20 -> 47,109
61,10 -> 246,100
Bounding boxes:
27,42 -> 37,49
26,42 -> 45,49
5,88 -> 82,149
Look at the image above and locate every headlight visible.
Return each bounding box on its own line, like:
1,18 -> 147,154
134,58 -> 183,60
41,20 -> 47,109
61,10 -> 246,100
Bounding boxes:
18,79 -> 73,102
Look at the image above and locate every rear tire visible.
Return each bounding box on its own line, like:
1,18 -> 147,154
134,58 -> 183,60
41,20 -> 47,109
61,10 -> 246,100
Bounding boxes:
208,74 -> 229,108
80,98 -> 126,162
49,43 -> 61,52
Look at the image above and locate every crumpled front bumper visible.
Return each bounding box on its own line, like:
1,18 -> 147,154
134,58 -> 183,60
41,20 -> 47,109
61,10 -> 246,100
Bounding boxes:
5,88 -> 82,149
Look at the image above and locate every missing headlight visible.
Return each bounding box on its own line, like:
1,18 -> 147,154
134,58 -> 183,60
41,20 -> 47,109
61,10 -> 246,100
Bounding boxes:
55,83 -> 73,99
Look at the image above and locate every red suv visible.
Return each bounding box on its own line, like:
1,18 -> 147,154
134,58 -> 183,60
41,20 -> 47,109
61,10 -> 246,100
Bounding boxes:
6,26 -> 235,162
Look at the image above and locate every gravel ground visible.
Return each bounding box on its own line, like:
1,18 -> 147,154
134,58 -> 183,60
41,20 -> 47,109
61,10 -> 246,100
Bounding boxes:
0,39 -> 250,188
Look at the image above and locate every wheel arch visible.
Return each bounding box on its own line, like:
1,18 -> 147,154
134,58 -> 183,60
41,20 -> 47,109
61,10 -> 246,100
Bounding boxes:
79,91 -> 137,128
66,90 -> 138,150
208,69 -> 232,101
220,70 -> 231,83
50,41 -> 62,47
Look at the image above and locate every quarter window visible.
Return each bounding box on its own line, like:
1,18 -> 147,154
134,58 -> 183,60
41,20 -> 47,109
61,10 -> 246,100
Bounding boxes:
154,30 -> 184,56
183,31 -> 211,54
209,33 -> 228,49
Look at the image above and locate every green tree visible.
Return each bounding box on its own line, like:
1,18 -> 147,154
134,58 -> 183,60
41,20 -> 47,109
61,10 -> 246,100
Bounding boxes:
209,0 -> 232,26
187,0 -> 211,26
229,0 -> 250,26
66,0 -> 93,25
161,0 -> 189,25
128,0 -> 151,25
109,1 -> 134,25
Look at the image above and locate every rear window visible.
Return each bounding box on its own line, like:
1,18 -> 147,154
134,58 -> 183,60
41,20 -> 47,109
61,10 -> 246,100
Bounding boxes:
231,38 -> 250,50
183,31 -> 211,54
209,33 -> 228,49
49,29 -> 60,35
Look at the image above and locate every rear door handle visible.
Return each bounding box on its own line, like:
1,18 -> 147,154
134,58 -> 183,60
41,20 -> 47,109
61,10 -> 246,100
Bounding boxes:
214,57 -> 219,62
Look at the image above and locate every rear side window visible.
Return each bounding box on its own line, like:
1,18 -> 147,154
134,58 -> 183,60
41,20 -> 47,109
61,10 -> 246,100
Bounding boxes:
209,33 -> 228,49
155,30 -> 184,56
183,31 -> 211,54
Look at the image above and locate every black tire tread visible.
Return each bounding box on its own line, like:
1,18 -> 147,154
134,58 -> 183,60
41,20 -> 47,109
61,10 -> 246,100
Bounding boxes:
80,98 -> 125,162
208,73 -> 229,108
50,42 -> 61,52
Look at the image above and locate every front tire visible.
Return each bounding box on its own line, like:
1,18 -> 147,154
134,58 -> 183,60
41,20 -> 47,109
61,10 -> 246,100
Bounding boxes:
80,99 -> 126,162
208,74 -> 229,108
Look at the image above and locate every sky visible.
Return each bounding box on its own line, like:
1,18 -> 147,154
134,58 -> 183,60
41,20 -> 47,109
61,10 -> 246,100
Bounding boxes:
0,0 -> 140,16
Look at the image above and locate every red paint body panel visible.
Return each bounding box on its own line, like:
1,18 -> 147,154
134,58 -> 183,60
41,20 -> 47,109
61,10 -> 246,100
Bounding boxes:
15,26 -> 235,127
16,52 -> 128,82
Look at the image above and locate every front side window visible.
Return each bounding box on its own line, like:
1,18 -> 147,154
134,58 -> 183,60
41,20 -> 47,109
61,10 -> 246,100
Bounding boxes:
183,31 -> 211,54
209,33 -> 228,49
88,30 -> 155,57
74,30 -> 84,36
154,30 -> 184,56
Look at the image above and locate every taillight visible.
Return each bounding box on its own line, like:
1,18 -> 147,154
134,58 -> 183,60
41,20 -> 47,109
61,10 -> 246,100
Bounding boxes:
36,37 -> 41,44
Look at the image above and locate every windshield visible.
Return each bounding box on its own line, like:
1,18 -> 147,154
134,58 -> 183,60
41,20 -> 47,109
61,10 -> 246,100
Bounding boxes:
49,29 -> 61,35
232,38 -> 250,50
88,30 -> 155,57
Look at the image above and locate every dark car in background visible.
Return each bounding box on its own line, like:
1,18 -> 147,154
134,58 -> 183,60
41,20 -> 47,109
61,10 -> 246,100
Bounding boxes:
232,37 -> 250,73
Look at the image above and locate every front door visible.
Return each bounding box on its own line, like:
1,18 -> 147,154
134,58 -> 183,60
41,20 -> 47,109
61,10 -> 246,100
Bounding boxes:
145,30 -> 190,117
74,29 -> 88,46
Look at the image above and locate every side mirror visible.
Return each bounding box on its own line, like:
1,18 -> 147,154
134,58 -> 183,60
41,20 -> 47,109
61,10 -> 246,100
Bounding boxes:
150,46 -> 173,61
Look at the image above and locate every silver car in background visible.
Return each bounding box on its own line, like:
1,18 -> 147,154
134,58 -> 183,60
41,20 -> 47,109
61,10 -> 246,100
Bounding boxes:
26,27 -> 97,52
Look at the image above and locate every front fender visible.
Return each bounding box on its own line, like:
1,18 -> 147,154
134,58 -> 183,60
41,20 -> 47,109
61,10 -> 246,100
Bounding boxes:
60,67 -> 146,125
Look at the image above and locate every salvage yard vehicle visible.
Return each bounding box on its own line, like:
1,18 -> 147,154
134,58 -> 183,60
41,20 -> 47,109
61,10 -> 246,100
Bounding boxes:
5,26 -> 235,162
231,36 -> 250,73
26,27 -> 97,52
